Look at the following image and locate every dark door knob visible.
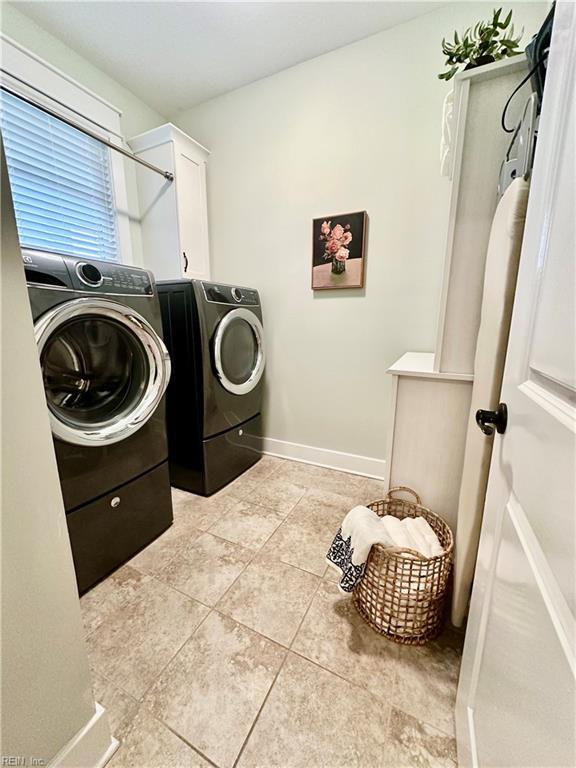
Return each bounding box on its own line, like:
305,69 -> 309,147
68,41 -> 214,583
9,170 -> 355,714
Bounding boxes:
476,402 -> 508,436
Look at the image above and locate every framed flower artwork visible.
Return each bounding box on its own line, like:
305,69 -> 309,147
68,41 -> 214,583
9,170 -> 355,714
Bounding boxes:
311,211 -> 367,290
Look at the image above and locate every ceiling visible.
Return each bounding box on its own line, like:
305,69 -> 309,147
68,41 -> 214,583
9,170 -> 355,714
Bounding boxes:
13,2 -> 444,116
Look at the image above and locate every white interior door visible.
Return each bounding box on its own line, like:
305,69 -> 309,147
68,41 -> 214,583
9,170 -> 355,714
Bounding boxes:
456,5 -> 576,767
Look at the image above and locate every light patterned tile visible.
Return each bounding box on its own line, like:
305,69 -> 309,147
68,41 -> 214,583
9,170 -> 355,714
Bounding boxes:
354,476 -> 389,504
217,554 -> 319,646
144,612 -> 285,768
221,472 -> 262,499
108,708 -> 210,768
156,532 -> 252,606
260,487 -> 353,576
279,462 -> 364,496
292,580 -> 398,694
299,486 -> 358,525
274,460 -> 385,502
171,487 -> 245,531
248,478 -> 306,516
209,500 -> 285,550
87,574 -> 209,699
272,460 -> 329,488
237,653 -> 392,768
385,708 -> 458,768
393,631 -> 462,736
80,565 -> 147,637
171,487 -> 193,508
260,512 -> 331,577
242,455 -> 285,484
128,521 -> 201,576
323,563 -> 340,583
91,673 -> 139,743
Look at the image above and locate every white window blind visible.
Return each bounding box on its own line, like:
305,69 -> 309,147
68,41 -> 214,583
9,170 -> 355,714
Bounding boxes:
0,89 -> 120,262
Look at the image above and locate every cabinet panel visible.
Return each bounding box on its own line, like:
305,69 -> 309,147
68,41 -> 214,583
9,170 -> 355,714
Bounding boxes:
174,148 -> 210,280
389,375 -> 472,530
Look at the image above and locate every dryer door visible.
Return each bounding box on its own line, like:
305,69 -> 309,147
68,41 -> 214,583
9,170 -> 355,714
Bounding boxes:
35,297 -> 171,446
213,308 -> 265,395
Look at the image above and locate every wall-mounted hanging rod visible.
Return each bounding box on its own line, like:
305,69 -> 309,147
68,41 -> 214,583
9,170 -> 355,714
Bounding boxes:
0,83 -> 174,182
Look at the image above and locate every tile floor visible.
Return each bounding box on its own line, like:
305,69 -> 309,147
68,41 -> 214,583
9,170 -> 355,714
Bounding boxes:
81,456 -> 463,768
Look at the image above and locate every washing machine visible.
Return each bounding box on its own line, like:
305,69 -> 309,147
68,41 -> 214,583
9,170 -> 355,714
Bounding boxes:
25,252 -> 173,593
158,279 -> 264,495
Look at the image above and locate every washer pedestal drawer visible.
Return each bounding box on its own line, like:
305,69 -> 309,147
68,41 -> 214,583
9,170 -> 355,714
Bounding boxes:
66,461 -> 173,594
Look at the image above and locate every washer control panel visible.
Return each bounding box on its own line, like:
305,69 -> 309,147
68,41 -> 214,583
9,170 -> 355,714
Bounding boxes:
23,252 -> 154,295
202,281 -> 259,306
102,264 -> 154,295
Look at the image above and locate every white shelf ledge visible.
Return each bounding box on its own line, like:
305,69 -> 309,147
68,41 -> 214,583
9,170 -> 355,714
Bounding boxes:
454,54 -> 527,85
387,352 -> 474,382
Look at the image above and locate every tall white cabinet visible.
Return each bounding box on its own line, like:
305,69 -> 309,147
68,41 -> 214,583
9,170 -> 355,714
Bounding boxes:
129,123 -> 210,280
384,57 -> 531,531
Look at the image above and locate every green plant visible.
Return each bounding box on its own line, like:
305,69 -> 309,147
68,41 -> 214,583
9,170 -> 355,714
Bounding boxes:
438,8 -> 523,81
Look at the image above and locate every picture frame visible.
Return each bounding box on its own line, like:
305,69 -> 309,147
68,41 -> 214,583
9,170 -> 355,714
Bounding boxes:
311,210 -> 367,290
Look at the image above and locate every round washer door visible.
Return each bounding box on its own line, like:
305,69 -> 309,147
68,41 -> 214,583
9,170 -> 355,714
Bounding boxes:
35,297 -> 171,446
213,308 -> 265,395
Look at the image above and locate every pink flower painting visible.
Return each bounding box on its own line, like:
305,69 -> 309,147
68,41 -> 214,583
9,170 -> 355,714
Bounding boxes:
319,221 -> 352,263
312,211 -> 367,290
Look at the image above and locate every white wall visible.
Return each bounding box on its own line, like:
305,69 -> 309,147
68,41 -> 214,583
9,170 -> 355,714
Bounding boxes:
174,2 -> 547,472
0,2 -> 168,265
0,145 -> 114,766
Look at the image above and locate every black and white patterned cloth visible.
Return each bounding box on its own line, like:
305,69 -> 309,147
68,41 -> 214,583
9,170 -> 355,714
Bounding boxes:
325,528 -> 366,593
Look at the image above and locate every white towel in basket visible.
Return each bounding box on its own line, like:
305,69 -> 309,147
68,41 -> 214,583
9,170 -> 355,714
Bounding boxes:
325,506 -> 443,594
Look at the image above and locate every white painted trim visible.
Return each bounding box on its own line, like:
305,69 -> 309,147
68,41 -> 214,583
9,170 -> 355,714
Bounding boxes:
48,703 -> 118,768
433,76 -> 470,372
454,53 -> 527,84
262,437 -> 386,479
108,138 -> 135,265
383,372 -> 398,489
129,122 -> 210,157
1,35 -> 134,264
1,34 -> 121,118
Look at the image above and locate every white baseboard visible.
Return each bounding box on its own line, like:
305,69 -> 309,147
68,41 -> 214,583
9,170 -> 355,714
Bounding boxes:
49,703 -> 119,768
262,437 -> 386,480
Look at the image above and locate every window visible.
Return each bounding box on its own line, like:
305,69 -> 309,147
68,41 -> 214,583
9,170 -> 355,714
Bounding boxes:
0,89 -> 120,262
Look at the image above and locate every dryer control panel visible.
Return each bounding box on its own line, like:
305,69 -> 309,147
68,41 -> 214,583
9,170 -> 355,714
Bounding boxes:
202,281 -> 259,306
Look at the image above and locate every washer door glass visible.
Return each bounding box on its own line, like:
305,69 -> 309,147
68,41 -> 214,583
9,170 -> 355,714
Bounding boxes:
42,317 -> 147,426
213,308 -> 265,395
35,298 -> 171,446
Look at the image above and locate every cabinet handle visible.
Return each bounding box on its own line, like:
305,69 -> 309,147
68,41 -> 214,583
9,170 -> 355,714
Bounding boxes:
183,251 -> 189,273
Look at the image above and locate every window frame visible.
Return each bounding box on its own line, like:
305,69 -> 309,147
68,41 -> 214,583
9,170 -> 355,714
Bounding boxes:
0,34 -> 133,265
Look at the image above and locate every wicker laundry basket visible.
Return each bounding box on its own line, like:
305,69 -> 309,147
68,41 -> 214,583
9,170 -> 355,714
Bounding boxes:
353,487 -> 454,645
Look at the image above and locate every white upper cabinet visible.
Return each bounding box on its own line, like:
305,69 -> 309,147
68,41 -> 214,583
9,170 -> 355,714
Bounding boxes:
129,123 -> 210,281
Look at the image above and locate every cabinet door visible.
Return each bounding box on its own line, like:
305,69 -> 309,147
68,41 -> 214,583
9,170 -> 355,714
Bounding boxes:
174,147 -> 210,280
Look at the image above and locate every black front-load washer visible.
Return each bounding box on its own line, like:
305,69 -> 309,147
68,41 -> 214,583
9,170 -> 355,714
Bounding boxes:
158,279 -> 264,495
25,252 -> 174,593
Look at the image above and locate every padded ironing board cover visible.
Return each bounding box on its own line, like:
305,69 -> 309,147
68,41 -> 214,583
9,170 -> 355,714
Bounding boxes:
451,178 -> 529,627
